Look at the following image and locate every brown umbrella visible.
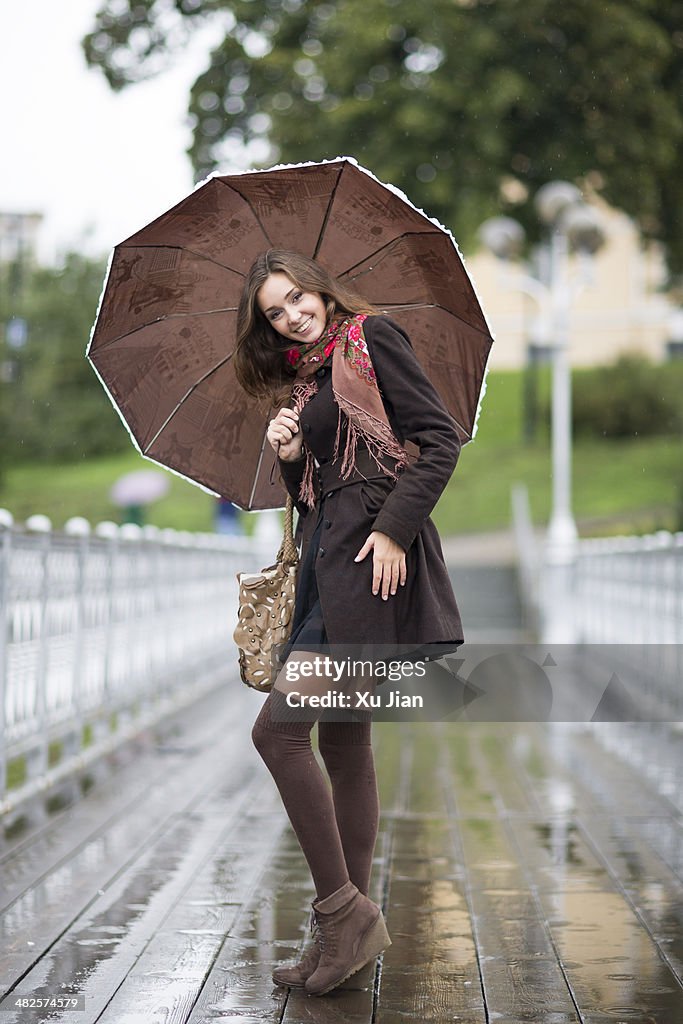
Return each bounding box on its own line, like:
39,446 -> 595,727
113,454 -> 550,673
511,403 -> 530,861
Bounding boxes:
87,158 -> 493,510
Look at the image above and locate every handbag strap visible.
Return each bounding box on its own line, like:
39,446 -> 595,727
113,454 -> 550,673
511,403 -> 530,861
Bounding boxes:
276,495 -> 298,567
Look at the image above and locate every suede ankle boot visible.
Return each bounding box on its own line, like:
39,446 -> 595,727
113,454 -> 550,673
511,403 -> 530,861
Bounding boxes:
304,880 -> 391,996
272,901 -> 321,988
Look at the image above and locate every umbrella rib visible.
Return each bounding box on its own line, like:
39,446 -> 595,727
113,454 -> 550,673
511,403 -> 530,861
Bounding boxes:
374,301 -> 495,343
142,351 -> 236,453
337,229 -> 441,279
91,308 -> 238,354
248,416 -> 274,509
118,242 -> 248,278
312,164 -> 345,260
213,178 -> 275,249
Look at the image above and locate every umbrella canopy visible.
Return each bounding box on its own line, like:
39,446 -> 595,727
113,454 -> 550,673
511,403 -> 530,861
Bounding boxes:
88,158 -> 493,510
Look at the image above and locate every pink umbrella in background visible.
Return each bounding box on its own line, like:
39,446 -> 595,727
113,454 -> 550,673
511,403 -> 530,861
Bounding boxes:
110,469 -> 170,525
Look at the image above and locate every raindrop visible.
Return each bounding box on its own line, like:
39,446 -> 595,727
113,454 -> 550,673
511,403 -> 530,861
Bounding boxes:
243,31 -> 270,59
202,117 -> 223,138
302,38 -> 323,57
229,74 -> 249,95
224,96 -> 245,115
303,78 -> 326,102
386,24 -> 406,42
416,163 -> 436,183
91,32 -> 112,54
198,91 -> 220,112
314,4 -> 335,22
272,92 -> 293,111
369,65 -> 390,83
249,112 -> 271,134
294,57 -> 316,78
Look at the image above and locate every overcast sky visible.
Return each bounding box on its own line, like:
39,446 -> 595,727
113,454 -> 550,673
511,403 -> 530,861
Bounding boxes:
2,0 -> 234,264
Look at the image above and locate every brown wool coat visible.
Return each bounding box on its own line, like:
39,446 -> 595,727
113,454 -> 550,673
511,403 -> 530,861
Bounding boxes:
278,315 -> 464,656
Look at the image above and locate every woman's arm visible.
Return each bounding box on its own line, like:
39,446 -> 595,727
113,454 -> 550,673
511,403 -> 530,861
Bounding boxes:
363,315 -> 461,551
277,453 -> 309,518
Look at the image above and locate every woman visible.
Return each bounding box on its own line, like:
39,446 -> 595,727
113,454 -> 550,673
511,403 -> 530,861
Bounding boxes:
235,249 -> 464,997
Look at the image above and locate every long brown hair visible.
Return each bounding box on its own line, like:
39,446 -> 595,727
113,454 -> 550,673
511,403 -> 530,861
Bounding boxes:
234,249 -> 377,399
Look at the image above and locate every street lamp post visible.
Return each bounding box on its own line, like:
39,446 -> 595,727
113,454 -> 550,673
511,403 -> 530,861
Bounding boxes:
479,183 -> 606,640
541,188 -> 579,563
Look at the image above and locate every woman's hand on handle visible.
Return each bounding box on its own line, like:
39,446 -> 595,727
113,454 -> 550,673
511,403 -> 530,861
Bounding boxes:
267,408 -> 303,462
354,531 -> 407,599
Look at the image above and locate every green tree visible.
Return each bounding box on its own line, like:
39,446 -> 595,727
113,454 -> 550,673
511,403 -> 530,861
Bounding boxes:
83,0 -> 683,273
0,253 -> 129,463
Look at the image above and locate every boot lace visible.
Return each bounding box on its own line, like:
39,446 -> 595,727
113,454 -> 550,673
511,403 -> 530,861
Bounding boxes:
312,909 -> 337,956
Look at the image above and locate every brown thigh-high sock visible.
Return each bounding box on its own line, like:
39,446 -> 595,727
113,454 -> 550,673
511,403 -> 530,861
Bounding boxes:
251,688 -> 350,900
317,715 -> 379,897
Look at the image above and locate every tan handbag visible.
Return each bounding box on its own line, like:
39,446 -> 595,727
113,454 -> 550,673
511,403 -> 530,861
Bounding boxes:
233,495 -> 299,692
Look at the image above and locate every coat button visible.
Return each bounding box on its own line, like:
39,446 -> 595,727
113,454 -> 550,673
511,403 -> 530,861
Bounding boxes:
315,366 -> 328,379
303,422 -> 311,434
319,547 -> 326,558
324,519 -> 331,529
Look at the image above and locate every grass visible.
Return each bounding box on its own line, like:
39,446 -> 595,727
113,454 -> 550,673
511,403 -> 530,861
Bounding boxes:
1,368 -> 681,538
432,367 -> 683,538
0,450 -> 220,534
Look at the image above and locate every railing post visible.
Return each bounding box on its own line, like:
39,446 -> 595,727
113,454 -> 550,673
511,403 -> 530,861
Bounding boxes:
0,511 -> 13,801
64,518 -> 91,762
25,515 -> 52,786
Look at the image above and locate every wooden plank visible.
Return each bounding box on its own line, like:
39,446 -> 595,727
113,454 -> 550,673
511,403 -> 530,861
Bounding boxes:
443,724 -> 582,1022
576,812 -> 683,981
92,784 -> 289,1023
0,768 -> 279,1023
0,695 -> 259,988
0,686 -> 254,911
375,722 -> 486,1023
519,722 -> 678,821
439,722 -> 497,818
461,720 -> 683,1021
474,725 -> 541,816
535,886 -> 683,1023
184,824 -> 316,1023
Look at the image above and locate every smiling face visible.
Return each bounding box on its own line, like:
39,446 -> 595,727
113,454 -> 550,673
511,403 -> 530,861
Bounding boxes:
256,272 -> 328,345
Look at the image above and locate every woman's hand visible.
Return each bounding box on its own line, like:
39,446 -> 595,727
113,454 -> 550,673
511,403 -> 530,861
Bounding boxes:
267,408 -> 303,462
354,531 -> 407,599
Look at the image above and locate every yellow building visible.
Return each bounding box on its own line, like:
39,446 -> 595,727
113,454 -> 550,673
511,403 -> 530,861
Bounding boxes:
464,196 -> 678,369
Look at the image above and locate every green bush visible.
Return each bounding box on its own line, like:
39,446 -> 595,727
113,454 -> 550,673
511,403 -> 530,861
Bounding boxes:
541,353 -> 683,440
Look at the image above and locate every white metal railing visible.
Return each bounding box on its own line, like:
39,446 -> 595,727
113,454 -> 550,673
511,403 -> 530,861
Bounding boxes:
0,510 -> 269,816
511,483 -> 683,719
573,530 -> 683,646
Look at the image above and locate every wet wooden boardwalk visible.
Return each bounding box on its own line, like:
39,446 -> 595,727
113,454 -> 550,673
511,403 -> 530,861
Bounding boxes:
2,680 -> 683,1023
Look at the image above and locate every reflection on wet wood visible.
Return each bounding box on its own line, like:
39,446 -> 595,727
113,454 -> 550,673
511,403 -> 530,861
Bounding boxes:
376,723 -> 485,1022
2,689 -> 683,1021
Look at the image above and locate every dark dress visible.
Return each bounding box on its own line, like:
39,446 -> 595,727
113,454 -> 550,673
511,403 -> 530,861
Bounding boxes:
278,315 -> 464,666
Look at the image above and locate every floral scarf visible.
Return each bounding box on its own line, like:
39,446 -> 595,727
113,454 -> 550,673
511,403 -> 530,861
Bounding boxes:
286,314 -> 409,509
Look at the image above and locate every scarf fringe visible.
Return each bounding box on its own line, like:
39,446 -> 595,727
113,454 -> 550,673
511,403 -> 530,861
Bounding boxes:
289,378 -> 320,509
334,391 -> 409,480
